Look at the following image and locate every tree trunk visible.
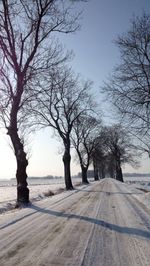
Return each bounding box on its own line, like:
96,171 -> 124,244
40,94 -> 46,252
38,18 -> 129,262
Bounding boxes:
7,127 -> 29,206
116,160 -> 124,182
93,161 -> 99,181
101,166 -> 105,179
99,162 -> 105,179
108,164 -> 115,179
63,142 -> 73,190
81,165 -> 89,184
6,76 -> 30,206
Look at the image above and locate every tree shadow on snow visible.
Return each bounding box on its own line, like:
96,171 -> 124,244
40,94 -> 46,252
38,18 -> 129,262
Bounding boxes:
30,204 -> 150,239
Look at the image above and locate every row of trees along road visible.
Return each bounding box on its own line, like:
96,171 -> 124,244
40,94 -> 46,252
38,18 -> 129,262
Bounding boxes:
103,13 -> 150,159
29,66 -> 95,189
71,115 -> 102,184
0,0 -> 86,206
0,0 -> 141,207
92,125 -> 139,183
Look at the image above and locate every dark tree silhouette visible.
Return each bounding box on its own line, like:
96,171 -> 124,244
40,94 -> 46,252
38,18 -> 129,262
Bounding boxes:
0,0 -> 83,205
100,125 -> 139,182
92,139 -> 107,180
72,115 -> 100,184
103,13 -> 150,137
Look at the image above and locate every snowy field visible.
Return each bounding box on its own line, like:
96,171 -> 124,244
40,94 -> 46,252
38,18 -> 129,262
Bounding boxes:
0,176 -> 150,214
124,177 -> 150,211
0,177 -> 82,213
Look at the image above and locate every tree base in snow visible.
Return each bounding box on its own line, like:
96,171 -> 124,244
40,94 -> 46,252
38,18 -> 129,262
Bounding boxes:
16,186 -> 30,207
66,186 -> 74,191
82,181 -> 89,184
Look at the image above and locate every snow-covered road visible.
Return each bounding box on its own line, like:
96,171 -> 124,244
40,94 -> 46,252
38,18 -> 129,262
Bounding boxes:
0,178 -> 150,266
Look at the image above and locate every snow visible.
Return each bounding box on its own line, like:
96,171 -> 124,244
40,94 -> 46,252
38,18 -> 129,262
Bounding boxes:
123,178 -> 150,211
0,178 -> 150,266
0,177 -> 83,213
1,176 -> 150,214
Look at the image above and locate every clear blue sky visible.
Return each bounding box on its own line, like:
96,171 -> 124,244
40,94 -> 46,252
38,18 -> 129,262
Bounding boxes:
0,0 -> 150,179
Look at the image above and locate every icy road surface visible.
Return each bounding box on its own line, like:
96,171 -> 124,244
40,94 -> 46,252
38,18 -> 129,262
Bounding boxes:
0,178 -> 150,266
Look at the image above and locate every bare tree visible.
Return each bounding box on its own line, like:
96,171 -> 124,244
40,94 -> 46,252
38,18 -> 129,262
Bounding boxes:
29,66 -> 93,189
72,115 -> 101,184
101,125 -> 139,182
105,153 -> 116,179
128,130 -> 150,158
0,0 -> 83,205
103,13 -> 150,137
92,137 -> 107,180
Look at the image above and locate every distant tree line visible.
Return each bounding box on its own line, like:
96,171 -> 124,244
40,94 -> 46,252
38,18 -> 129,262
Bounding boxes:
28,176 -> 63,180
123,173 -> 150,177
